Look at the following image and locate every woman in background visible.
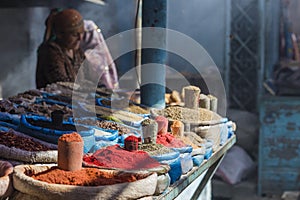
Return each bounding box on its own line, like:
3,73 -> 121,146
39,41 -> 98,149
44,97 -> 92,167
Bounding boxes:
36,8 -> 85,89
36,8 -> 119,89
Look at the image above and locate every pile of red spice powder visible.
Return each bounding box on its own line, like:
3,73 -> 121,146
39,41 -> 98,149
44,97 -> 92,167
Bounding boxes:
83,145 -> 161,170
156,133 -> 187,148
30,167 -> 148,186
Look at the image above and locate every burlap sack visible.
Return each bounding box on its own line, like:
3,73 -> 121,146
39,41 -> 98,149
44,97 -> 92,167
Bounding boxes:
0,146 -> 57,163
13,165 -> 158,200
194,124 -> 223,152
0,129 -> 57,163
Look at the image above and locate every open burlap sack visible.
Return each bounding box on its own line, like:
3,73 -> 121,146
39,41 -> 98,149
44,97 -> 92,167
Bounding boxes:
0,146 -> 57,163
13,165 -> 158,200
0,129 -> 57,163
193,123 -> 228,152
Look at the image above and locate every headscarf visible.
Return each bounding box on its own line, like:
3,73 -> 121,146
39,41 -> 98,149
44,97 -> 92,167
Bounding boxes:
53,9 -> 84,34
43,8 -> 84,42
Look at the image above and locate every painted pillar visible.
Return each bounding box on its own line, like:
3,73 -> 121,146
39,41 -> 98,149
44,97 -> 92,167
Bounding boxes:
141,0 -> 167,109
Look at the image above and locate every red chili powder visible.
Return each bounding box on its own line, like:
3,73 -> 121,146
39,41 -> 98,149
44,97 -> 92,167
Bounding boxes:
59,132 -> 83,142
83,145 -> 161,170
156,133 -> 187,148
125,135 -> 140,142
30,166 -> 149,186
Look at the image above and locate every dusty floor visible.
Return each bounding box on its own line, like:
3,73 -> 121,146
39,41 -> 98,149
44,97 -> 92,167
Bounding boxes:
212,177 -> 282,200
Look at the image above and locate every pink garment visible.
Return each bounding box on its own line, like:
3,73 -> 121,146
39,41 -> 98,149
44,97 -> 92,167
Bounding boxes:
81,20 -> 119,89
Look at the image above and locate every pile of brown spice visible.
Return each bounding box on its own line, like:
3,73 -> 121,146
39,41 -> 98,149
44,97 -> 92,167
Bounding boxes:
0,130 -> 53,151
156,106 -> 221,123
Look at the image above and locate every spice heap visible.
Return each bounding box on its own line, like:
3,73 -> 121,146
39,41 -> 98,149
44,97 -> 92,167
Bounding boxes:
27,118 -> 77,131
127,105 -> 149,114
74,119 -> 132,135
58,132 -> 83,171
59,132 -> 83,142
83,145 -> 161,170
0,99 -> 73,119
29,166 -> 149,186
85,104 -> 144,123
0,130 -> 53,151
96,121 -> 132,135
100,99 -> 149,114
156,106 -> 221,123
156,133 -> 187,148
138,143 -> 175,157
124,135 -> 140,151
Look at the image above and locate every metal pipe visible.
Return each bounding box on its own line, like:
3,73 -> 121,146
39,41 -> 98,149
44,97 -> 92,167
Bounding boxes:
141,0 -> 167,109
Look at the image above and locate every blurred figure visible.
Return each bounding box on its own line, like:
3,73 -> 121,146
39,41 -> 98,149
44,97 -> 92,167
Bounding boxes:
36,8 -> 85,89
81,20 -> 119,89
36,8 -> 119,89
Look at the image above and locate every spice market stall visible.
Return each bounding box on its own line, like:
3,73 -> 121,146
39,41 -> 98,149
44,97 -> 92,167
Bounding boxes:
0,83 -> 236,199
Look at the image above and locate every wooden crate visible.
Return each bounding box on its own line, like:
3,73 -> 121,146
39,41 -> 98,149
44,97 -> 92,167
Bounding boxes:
258,95 -> 300,196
